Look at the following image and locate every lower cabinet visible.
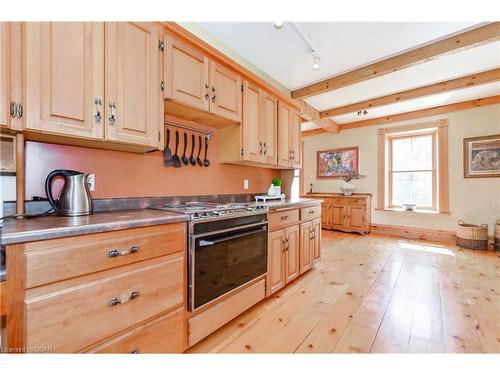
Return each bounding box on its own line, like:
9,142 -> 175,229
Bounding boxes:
5,222 -> 187,353
266,205 -> 321,298
319,194 -> 372,235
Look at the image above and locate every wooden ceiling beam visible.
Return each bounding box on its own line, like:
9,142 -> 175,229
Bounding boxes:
319,68 -> 500,118
297,99 -> 339,133
292,22 -> 500,99
302,95 -> 500,136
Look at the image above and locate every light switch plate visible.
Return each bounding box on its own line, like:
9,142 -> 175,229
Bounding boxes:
243,179 -> 249,190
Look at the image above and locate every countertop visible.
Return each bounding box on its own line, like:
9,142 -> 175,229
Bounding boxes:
1,209 -> 190,245
301,193 -> 373,198
1,198 -> 322,246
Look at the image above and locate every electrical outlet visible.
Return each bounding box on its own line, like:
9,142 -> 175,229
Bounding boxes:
87,174 -> 95,192
243,179 -> 249,190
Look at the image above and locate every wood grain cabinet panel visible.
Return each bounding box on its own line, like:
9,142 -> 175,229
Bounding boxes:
90,307 -> 184,353
266,229 -> 286,297
277,101 -> 301,168
0,23 -> 9,128
312,219 -> 321,263
260,90 -> 278,165
299,221 -> 313,274
24,223 -> 186,289
290,109 -> 301,168
241,80 -> 261,162
269,208 -> 299,231
24,22 -> 105,139
319,194 -> 372,235
210,61 -> 242,122
165,35 -> 209,112
284,225 -> 300,284
25,254 -> 183,353
105,22 -> 160,147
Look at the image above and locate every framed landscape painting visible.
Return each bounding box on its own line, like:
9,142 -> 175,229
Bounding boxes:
464,134 -> 500,178
317,146 -> 359,178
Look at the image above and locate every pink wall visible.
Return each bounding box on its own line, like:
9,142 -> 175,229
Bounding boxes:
25,140 -> 279,199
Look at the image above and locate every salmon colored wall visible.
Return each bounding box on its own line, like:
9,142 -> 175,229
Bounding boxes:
25,138 -> 279,199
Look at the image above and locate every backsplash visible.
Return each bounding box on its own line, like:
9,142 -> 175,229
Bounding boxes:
24,140 -> 280,200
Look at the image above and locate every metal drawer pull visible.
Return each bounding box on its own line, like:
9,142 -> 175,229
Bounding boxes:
108,245 -> 139,258
308,210 -> 315,214
130,349 -> 140,354
108,101 -> 116,125
108,291 -> 140,307
281,215 -> 289,220
94,97 -> 102,123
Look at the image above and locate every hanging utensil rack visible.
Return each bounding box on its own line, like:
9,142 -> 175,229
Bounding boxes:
163,121 -> 213,140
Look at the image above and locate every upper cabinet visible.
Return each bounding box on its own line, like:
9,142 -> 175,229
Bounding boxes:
260,91 -> 278,165
241,80 -> 261,162
277,101 -> 301,168
24,22 -> 105,140
105,22 -> 161,147
165,36 -> 209,113
22,22 -> 161,151
0,23 -> 9,128
164,35 -> 242,127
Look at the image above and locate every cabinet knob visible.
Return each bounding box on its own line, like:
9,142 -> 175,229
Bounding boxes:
211,87 -> 216,102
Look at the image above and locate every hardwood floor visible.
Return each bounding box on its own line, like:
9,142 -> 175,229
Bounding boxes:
188,230 -> 500,353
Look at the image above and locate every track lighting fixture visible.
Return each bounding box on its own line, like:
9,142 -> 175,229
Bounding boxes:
312,52 -> 320,70
274,21 -> 284,29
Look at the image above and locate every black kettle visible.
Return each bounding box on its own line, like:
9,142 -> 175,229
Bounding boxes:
45,169 -> 93,216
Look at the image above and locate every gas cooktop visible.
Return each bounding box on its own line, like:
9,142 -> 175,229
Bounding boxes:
150,201 -> 268,221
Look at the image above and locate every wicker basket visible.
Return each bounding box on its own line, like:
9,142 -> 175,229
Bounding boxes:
456,220 -> 488,250
495,220 -> 500,252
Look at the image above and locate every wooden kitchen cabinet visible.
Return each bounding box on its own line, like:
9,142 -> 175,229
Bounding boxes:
0,23 -> 9,128
105,22 -> 161,147
165,35 -> 209,113
210,61 -> 242,122
299,208 -> 321,275
164,34 -> 242,127
312,219 -> 321,262
24,22 -> 105,139
5,222 -> 187,353
260,90 -> 278,165
266,224 -> 300,297
277,101 -> 301,168
317,194 -> 372,235
241,80 -> 261,162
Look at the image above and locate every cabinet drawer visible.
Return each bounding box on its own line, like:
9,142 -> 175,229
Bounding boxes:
300,205 -> 321,221
25,223 -> 186,288
269,209 -> 299,230
90,307 -> 183,353
25,255 -> 184,353
346,198 -> 366,206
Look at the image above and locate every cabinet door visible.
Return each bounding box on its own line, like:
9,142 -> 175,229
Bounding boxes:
312,219 -> 321,263
165,35 -> 209,112
290,109 -> 301,168
321,202 -> 331,228
347,206 -> 366,231
24,22 -> 104,139
0,23 -> 9,128
331,204 -> 346,228
209,61 -> 241,122
277,102 -> 291,167
241,80 -> 261,162
266,230 -> 285,297
285,225 -> 300,284
299,222 -> 313,274
105,22 -> 160,147
261,91 -> 278,165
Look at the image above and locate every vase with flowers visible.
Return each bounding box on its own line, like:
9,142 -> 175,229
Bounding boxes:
340,172 -> 365,196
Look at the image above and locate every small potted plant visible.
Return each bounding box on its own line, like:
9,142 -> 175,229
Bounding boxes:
272,178 -> 282,196
340,172 -> 365,196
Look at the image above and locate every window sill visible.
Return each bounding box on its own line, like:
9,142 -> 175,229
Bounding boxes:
375,208 -> 448,215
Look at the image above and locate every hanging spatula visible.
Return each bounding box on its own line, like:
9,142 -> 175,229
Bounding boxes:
163,128 -> 174,167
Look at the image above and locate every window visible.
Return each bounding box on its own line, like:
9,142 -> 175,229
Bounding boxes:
377,120 -> 449,213
389,132 -> 436,209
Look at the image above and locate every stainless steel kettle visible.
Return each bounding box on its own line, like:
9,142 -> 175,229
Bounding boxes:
45,169 -> 93,216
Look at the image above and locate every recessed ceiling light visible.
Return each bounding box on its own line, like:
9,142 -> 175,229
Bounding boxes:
274,21 -> 284,29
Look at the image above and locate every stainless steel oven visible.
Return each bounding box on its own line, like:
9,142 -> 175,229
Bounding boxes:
189,213 -> 268,311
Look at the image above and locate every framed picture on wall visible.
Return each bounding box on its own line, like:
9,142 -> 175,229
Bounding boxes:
463,134 -> 500,178
317,146 -> 359,178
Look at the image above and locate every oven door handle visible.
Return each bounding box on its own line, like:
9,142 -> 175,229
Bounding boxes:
198,227 -> 267,247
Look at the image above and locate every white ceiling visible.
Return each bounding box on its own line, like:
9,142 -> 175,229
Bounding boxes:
195,22 -> 500,129
197,22 -> 480,90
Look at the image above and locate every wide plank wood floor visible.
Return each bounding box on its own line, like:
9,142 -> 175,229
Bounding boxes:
188,230 -> 500,353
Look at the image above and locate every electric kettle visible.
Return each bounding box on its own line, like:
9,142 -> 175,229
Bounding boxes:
45,169 -> 93,216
